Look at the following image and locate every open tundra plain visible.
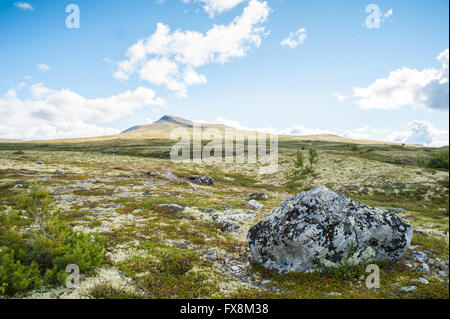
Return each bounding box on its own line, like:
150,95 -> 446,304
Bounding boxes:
0,118 -> 448,299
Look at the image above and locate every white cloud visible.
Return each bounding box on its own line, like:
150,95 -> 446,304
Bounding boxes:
0,83 -> 164,140
114,0 -> 270,97
342,121 -> 448,147
212,117 -> 335,136
336,49 -> 449,111
211,117 -> 448,147
182,0 -> 246,18
281,28 -> 307,49
14,2 -> 33,11
390,120 -> 448,147
37,64 -> 50,72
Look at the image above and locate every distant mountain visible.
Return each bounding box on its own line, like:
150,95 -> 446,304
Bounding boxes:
9,115 -> 419,146
119,115 -> 233,138
122,115 -> 195,133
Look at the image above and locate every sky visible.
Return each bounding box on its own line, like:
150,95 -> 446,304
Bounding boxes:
0,0 -> 448,146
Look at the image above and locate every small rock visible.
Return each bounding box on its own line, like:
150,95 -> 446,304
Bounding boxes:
245,200 -> 263,210
411,278 -> 430,284
157,204 -> 184,214
54,170 -> 65,175
201,208 -> 217,214
143,191 -> 150,196
333,159 -> 343,164
249,193 -> 268,201
12,184 -> 25,189
231,265 -> 240,272
400,286 -> 417,292
410,251 -> 429,264
35,161 -> 43,165
223,205 -> 232,211
421,263 -> 430,274
214,219 -> 240,232
261,279 -> 271,285
187,175 -> 214,185
206,250 -> 218,261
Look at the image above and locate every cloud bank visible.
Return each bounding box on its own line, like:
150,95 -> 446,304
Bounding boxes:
0,83 -> 164,140
114,0 -> 270,97
336,49 -> 449,111
206,117 -> 448,147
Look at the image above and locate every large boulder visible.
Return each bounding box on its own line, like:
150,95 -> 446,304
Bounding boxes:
247,186 -> 412,273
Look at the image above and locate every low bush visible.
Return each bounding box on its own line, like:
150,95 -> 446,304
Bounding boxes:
0,183 -> 105,296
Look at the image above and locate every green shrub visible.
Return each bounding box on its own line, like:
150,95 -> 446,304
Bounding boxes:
0,247 -> 43,295
426,151 -> 449,169
0,186 -> 105,296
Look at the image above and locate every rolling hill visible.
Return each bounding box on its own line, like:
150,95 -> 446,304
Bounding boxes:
15,115 -> 422,147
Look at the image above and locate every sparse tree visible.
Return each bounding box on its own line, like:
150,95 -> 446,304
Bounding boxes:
308,148 -> 318,168
294,150 -> 305,172
17,182 -> 55,237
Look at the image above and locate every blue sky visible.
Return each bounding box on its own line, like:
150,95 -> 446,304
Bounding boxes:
0,0 -> 448,145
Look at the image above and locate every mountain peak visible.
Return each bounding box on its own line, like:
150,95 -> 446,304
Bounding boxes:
156,115 -> 189,124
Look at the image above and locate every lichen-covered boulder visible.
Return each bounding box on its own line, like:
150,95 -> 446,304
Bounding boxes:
247,186 -> 412,273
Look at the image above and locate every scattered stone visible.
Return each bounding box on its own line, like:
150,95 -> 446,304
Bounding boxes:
245,200 -> 263,210
54,170 -> 65,175
211,214 -> 245,232
231,265 -> 240,272
410,251 -> 429,264
12,184 -> 25,189
213,213 -> 256,220
217,220 -> 240,232
261,279 -> 271,285
411,278 -> 430,284
249,193 -> 268,201
421,263 -> 431,274
201,208 -> 217,214
400,286 -> 417,292
333,159 -> 343,164
157,204 -> 184,214
35,161 -> 43,165
248,186 -> 413,273
187,175 -> 214,185
206,250 -> 218,261
143,191 -> 150,196
223,205 -> 232,211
